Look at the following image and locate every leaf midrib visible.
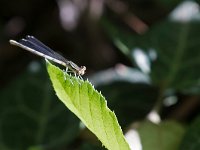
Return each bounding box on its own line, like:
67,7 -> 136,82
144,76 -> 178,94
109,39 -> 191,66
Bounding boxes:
165,23 -> 190,88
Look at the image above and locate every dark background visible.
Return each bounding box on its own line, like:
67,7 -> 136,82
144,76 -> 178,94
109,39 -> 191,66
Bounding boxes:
1,0 -> 200,149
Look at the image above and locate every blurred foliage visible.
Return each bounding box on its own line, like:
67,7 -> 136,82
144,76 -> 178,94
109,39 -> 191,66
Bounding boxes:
180,116 -> 200,150
138,120 -> 185,150
97,82 -> 158,128
104,20 -> 200,92
0,62 -> 80,149
1,0 -> 200,149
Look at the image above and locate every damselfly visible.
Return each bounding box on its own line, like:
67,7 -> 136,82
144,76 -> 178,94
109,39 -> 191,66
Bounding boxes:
9,35 -> 86,77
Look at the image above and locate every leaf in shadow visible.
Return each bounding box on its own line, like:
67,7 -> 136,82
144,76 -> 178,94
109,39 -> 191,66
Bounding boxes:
137,120 -> 185,150
103,19 -> 200,93
180,116 -> 200,150
0,61 -> 80,150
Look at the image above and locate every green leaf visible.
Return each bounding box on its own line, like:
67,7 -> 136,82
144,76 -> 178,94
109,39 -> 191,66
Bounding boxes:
180,116 -> 200,150
137,120 -> 185,150
46,61 -> 130,150
146,22 -> 200,91
104,20 -> 200,92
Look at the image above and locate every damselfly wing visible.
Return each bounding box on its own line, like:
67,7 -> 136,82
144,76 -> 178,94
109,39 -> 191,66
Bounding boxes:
9,35 -> 86,76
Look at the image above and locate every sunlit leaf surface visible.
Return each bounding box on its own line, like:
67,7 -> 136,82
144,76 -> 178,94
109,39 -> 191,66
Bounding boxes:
47,61 -> 130,150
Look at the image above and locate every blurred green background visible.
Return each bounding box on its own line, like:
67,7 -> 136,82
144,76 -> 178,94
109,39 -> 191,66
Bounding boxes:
1,0 -> 200,149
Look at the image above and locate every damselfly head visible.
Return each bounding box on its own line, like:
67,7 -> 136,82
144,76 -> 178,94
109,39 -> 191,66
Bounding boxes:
78,66 -> 86,76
